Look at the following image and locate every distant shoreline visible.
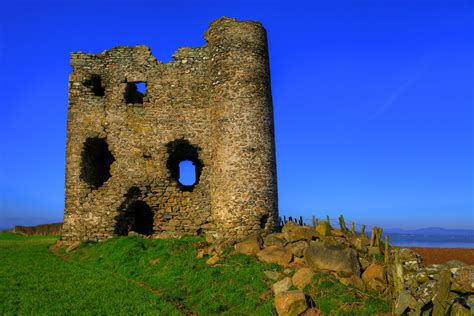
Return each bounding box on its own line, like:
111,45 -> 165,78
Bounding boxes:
2,224 -> 473,249
392,241 -> 474,249
386,232 -> 474,249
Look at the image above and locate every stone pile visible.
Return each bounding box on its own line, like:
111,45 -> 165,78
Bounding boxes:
202,221 -> 473,316
391,248 -> 473,315
200,221 -> 387,315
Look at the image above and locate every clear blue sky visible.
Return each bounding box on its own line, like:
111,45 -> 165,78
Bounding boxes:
1,0 -> 472,229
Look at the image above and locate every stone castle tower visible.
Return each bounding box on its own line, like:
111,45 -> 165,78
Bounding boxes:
62,17 -> 278,242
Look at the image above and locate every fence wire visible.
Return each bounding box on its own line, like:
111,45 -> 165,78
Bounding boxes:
278,214 -> 382,235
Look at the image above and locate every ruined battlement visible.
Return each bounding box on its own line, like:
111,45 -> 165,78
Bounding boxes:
63,17 -> 278,242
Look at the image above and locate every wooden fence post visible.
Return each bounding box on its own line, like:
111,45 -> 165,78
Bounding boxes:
392,248 -> 404,295
338,215 -> 348,232
376,228 -> 383,247
370,226 -> 376,247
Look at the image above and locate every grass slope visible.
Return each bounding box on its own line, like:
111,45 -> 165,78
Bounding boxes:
1,233 -> 390,315
305,272 -> 390,315
0,233 -> 180,315
66,236 -> 276,315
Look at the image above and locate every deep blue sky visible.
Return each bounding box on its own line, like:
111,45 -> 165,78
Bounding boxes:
1,0 -> 472,229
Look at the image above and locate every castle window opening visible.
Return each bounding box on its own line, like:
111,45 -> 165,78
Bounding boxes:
84,74 -> 105,96
115,200 -> 154,236
178,160 -> 197,186
167,139 -> 203,192
125,81 -> 146,104
80,137 -> 115,189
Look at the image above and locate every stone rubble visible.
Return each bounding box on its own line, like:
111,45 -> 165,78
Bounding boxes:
202,220 -> 473,316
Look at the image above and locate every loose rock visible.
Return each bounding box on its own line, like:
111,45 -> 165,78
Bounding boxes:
234,237 -> 261,255
287,240 -> 309,258
206,255 -> 221,265
257,246 -> 293,267
394,290 -> 416,315
361,262 -> 386,292
292,267 -> 315,290
451,266 -> 473,293
304,242 -> 360,277
282,222 -> 313,243
300,308 -> 323,316
264,233 -> 288,248
315,221 -> 331,236
213,238 -> 237,254
273,277 -> 293,295
66,241 -> 81,253
432,269 -> 452,315
274,290 -> 308,316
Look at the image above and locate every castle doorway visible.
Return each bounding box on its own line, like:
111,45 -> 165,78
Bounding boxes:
115,200 -> 154,236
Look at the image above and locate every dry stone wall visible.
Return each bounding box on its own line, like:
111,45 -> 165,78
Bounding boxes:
63,17 -> 278,242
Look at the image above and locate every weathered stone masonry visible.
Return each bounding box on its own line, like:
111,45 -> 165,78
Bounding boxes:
62,17 -> 278,242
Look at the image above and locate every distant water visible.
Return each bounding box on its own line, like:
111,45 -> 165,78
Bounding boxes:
387,234 -> 474,249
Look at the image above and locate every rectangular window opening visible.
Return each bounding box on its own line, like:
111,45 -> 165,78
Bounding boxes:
125,81 -> 146,104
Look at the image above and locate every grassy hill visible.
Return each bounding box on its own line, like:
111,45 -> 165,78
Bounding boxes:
0,233 -> 390,315
0,233 -> 180,315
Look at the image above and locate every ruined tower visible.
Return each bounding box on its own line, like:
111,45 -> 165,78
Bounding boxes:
62,17 -> 278,242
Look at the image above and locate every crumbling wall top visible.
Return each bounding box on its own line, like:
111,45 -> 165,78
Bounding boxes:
70,17 -> 267,69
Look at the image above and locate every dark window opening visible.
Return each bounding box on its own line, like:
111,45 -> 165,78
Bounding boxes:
166,139 -> 203,192
125,81 -> 146,104
115,200 -> 154,236
260,214 -> 270,230
84,74 -> 105,96
80,137 -> 115,189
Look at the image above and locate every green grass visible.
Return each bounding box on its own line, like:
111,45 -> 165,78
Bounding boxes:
0,233 -> 180,315
1,232 -> 392,315
67,236 -> 276,315
304,272 -> 390,315
0,232 -> 59,240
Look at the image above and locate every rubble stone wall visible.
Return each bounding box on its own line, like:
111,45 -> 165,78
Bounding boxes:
63,17 -> 278,242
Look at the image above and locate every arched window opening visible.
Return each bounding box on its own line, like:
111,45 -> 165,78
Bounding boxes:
166,139 -> 203,192
80,137 -> 115,189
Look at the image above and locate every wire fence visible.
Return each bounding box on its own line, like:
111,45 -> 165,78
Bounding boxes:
278,214 -> 376,233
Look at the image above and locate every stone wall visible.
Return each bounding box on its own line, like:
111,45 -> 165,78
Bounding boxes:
62,17 -> 278,242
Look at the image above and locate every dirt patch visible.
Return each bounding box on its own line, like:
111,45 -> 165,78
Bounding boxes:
407,247 -> 474,265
